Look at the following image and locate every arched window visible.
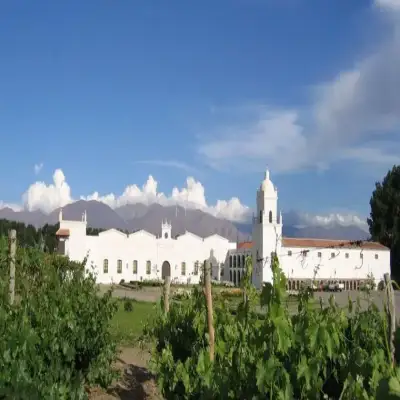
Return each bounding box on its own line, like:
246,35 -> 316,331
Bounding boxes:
242,255 -> 245,268
259,210 -> 263,223
229,255 -> 233,268
237,256 -> 241,268
103,259 -> 108,273
233,256 -> 237,268
269,210 -> 272,223
146,260 -> 151,275
181,262 -> 186,276
133,260 -> 138,274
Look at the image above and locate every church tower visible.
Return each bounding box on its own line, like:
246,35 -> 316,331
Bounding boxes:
252,169 -> 283,288
161,220 -> 172,240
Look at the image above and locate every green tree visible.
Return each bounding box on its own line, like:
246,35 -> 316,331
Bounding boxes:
368,165 -> 400,283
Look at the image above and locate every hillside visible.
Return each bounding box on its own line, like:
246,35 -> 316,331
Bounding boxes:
0,200 -> 369,241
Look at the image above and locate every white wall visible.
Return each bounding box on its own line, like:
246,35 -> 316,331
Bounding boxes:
280,245 -> 390,287
59,220 -> 236,285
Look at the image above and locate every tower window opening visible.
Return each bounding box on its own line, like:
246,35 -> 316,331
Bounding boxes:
269,211 -> 272,223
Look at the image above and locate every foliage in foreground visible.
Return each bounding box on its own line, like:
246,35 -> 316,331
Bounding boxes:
0,237 -> 118,399
144,255 -> 400,399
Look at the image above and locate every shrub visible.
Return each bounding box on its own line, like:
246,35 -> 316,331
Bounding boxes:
0,242 -> 118,398
124,297 -> 134,312
172,288 -> 192,300
144,254 -> 399,399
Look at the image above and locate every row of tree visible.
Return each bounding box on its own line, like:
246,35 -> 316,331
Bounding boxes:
369,165 -> 400,284
0,219 -> 105,253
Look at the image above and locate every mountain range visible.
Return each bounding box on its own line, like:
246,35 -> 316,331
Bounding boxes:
0,200 -> 370,242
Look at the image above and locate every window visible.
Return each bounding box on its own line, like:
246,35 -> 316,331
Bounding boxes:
375,254 -> 379,260
233,256 -> 236,268
117,259 -> 122,274
229,256 -> 232,268
360,253 -> 363,259
259,210 -> 263,223
317,252 -> 322,258
146,260 -> 151,275
164,232 -> 168,239
220,264 -> 224,277
103,259 -> 108,273
331,252 -> 335,259
345,253 -> 349,259
288,250 -> 292,256
133,260 -> 138,274
194,261 -> 199,275
301,250 -> 308,257
237,256 -> 241,268
242,255 -> 245,267
269,210 -> 272,223
181,262 -> 186,276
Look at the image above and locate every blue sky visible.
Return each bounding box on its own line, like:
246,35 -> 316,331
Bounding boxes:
0,0 -> 399,223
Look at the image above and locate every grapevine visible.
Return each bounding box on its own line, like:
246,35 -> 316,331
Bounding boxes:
0,236 -> 118,399
145,254 -> 400,399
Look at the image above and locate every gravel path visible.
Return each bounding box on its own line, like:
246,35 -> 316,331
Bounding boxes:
99,284 -> 398,313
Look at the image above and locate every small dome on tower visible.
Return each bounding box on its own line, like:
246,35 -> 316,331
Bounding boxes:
260,169 -> 276,194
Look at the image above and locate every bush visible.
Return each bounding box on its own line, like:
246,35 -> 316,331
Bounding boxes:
172,288 -> 192,300
0,241 -> 118,398
211,280 -> 234,287
140,279 -> 164,287
124,297 -> 134,312
144,254 -> 399,399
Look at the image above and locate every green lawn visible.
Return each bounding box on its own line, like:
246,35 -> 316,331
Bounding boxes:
110,299 -> 158,344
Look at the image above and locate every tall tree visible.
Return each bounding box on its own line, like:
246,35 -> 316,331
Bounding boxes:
368,165 -> 400,282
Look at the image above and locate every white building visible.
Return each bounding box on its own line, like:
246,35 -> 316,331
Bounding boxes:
225,170 -> 390,290
56,169 -> 390,289
56,209 -> 235,284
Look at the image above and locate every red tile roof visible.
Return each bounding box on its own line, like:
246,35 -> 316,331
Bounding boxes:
56,229 -> 70,237
236,238 -> 388,251
237,241 -> 253,249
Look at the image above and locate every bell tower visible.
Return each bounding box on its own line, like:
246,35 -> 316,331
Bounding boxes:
161,220 -> 172,240
252,169 -> 283,288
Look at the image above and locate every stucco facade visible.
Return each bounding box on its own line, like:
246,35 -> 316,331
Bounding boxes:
56,169 -> 390,289
56,210 -> 236,284
227,170 -> 390,290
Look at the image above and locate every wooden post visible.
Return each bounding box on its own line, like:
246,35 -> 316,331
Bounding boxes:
9,229 -> 16,305
204,260 -> 215,362
163,275 -> 171,314
384,273 -> 396,366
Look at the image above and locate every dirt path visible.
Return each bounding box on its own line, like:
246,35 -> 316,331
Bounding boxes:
89,346 -> 162,400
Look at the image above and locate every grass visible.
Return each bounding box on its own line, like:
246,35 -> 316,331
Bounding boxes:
110,299 -> 157,344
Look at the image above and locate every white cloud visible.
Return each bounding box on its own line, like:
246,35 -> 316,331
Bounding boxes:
1,168 -> 369,229
23,169 -> 73,213
34,163 -> 43,175
375,0 -> 400,11
0,201 -> 22,212
300,212 -> 368,232
133,160 -> 200,174
198,3 -> 400,173
198,110 -> 308,173
18,168 -> 251,222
